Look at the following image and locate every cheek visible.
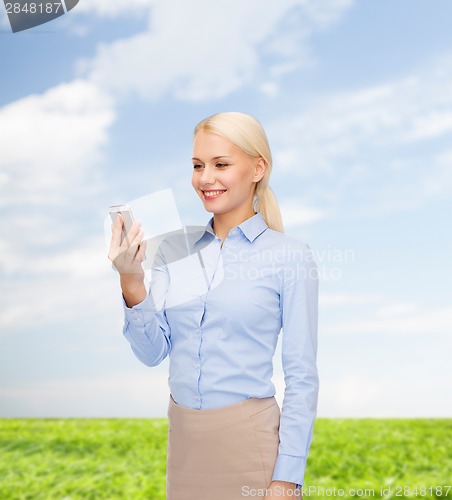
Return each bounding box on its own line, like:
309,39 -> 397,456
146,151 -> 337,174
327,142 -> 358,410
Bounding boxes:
224,171 -> 245,187
236,170 -> 254,189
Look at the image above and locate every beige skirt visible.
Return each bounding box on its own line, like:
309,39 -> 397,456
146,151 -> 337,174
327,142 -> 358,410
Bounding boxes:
166,393 -> 281,500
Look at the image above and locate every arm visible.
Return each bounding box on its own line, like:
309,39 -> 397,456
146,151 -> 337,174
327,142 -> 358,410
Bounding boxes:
109,215 -> 172,367
121,249 -> 172,367
271,242 -> 319,489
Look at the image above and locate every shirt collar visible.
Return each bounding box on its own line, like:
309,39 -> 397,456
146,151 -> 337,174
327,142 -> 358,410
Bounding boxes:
194,211 -> 268,245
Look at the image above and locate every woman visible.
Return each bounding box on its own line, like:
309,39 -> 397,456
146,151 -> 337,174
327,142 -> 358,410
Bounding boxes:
108,112 -> 319,499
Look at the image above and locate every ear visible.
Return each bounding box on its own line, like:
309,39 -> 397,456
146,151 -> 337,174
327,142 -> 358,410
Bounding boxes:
253,157 -> 267,183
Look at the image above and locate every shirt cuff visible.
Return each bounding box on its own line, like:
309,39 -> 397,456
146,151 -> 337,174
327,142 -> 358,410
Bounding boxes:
122,293 -> 154,327
271,454 -> 306,489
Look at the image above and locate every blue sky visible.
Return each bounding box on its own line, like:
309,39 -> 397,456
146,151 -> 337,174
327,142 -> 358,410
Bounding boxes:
0,0 -> 451,418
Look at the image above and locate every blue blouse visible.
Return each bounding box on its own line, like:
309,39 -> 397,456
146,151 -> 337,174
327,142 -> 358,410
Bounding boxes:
122,211 -> 319,488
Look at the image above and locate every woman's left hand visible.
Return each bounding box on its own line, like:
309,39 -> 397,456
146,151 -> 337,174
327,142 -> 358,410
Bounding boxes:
265,481 -> 300,498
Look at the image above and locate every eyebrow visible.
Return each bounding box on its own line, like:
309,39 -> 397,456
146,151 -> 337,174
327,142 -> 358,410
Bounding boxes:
192,156 -> 233,161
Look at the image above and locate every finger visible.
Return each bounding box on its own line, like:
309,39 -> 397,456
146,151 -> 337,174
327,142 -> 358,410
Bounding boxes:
125,229 -> 144,261
122,220 -> 142,249
137,237 -> 147,262
128,226 -> 145,248
110,214 -> 124,247
110,216 -> 127,261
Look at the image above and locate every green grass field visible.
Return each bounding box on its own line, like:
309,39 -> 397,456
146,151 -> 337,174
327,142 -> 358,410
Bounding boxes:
0,418 -> 450,499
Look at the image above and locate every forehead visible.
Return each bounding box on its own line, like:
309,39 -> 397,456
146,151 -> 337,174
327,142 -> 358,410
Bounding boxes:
192,130 -> 238,157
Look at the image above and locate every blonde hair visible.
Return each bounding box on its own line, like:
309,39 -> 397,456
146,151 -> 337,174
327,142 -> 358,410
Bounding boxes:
193,111 -> 284,233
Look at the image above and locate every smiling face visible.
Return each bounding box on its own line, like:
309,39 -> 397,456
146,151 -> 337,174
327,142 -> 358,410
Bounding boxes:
191,130 -> 266,218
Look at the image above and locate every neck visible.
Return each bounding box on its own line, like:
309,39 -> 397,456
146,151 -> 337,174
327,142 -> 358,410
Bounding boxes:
212,206 -> 256,241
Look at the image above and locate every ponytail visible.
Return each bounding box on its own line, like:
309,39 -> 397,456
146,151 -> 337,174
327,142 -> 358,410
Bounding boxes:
254,178 -> 284,234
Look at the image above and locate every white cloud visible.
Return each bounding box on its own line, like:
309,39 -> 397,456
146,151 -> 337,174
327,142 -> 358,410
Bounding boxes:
0,231 -> 133,332
273,77 -> 446,166
0,369 -> 170,417
268,56 -> 452,212
78,0 -> 353,102
319,292 -> 383,306
326,305 -> 452,336
296,0 -> 354,31
317,371 -> 452,417
404,110 -> 452,141
0,79 -> 118,333
272,312 -> 451,417
258,82 -> 280,98
376,302 -> 419,317
280,199 -> 329,225
0,79 -> 115,205
74,0 -> 155,17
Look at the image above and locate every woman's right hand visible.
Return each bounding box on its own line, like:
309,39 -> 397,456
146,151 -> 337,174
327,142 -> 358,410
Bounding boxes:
108,215 -> 147,307
108,214 -> 147,279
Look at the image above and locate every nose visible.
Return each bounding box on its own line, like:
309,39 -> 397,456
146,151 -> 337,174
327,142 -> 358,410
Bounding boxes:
199,166 -> 215,186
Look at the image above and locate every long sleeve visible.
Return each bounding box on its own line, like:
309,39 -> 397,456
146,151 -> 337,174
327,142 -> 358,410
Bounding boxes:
271,242 -> 319,488
122,242 -> 172,367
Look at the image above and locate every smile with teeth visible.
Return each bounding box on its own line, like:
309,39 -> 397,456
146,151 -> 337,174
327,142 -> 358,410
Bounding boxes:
202,189 -> 227,199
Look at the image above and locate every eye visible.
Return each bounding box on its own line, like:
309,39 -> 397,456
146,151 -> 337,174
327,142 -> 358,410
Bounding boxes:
193,164 -> 203,169
216,163 -> 228,168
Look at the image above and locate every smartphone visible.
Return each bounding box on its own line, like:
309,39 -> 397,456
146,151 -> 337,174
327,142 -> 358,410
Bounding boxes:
108,204 -> 135,245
